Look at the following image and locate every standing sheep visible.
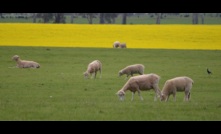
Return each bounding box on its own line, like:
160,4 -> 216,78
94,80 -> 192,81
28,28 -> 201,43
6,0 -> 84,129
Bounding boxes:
118,64 -> 145,79
12,55 -> 40,68
83,60 -> 102,79
113,41 -> 120,48
161,76 -> 194,102
119,43 -> 127,48
116,73 -> 162,101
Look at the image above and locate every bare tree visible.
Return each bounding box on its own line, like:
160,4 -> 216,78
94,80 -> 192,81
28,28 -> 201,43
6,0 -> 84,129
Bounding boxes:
200,13 -> 205,24
70,13 -> 74,23
84,13 -> 97,24
192,13 -> 199,24
37,13 -> 53,23
54,13 -> 65,23
122,13 -> 127,24
156,13 -> 161,24
33,13 -> 37,23
99,13 -> 105,24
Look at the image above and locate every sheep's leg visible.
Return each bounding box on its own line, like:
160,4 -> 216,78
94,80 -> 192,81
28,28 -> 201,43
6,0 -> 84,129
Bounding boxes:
188,92 -> 191,101
137,90 -> 144,101
153,85 -> 161,101
184,90 -> 190,101
166,95 -> 170,102
99,69 -> 102,78
131,92 -> 134,101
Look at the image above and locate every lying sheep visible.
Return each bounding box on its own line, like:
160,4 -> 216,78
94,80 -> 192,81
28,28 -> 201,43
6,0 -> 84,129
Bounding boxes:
116,73 -> 162,101
113,41 -> 120,48
83,60 -> 102,79
119,43 -> 127,48
161,76 -> 194,102
118,64 -> 145,79
12,55 -> 40,68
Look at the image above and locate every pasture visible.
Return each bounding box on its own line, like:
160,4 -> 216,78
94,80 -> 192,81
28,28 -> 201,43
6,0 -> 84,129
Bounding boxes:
0,24 -> 220,120
0,47 -> 221,121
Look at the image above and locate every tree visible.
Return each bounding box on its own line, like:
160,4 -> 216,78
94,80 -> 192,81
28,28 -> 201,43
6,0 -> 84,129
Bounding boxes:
33,13 -> 37,23
156,13 -> 161,24
99,13 -> 105,24
105,13 -> 118,24
70,13 -> 75,23
200,13 -> 205,24
192,13 -> 199,24
37,13 -> 53,23
54,13 -> 65,23
122,13 -> 127,24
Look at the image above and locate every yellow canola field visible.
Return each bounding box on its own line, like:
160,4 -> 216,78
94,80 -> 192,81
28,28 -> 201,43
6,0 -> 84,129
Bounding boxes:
0,23 -> 221,50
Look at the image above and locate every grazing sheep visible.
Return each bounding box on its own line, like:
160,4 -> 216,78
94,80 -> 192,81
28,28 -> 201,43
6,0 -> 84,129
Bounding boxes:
113,41 -> 120,48
161,76 -> 194,102
118,64 -> 145,79
116,73 -> 162,101
12,55 -> 40,68
84,60 -> 102,79
119,43 -> 127,48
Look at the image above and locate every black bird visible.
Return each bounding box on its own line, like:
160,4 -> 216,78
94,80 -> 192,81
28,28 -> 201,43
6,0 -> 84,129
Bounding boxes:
207,68 -> 212,75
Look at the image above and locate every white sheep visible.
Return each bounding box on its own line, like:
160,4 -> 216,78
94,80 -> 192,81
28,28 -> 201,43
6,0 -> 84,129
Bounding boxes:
119,43 -> 127,48
161,76 -> 194,102
113,41 -> 120,48
83,60 -> 102,79
12,55 -> 40,68
118,64 -> 145,79
116,73 -> 162,101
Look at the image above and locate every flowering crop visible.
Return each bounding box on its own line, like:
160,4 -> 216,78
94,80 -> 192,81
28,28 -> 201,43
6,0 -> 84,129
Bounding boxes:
0,23 -> 221,50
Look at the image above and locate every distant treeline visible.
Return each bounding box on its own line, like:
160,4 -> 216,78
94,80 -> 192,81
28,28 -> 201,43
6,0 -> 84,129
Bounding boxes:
0,13 -> 221,24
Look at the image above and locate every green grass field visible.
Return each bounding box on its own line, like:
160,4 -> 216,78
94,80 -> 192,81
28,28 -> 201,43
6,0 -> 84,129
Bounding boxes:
0,46 -> 220,121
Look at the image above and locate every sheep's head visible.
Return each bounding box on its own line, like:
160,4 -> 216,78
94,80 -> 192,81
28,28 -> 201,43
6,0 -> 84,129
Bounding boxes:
83,72 -> 89,79
116,90 -> 125,101
118,71 -> 123,77
160,94 -> 167,101
12,55 -> 20,61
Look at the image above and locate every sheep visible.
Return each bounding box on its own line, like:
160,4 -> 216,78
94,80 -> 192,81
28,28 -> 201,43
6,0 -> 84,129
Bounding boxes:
116,73 -> 162,101
12,55 -> 40,68
119,43 -> 127,48
118,64 -> 145,79
161,76 -> 194,102
113,41 -> 120,48
83,60 -> 102,79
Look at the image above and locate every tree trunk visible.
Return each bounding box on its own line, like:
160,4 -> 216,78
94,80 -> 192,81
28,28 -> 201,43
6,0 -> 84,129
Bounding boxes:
86,14 -> 93,24
99,13 -> 105,24
156,13 -> 161,24
122,13 -> 127,24
200,13 -> 204,24
112,18 -> 115,24
54,13 -> 65,23
71,13 -> 74,23
33,13 -> 37,23
192,13 -> 199,24
54,13 -> 61,23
